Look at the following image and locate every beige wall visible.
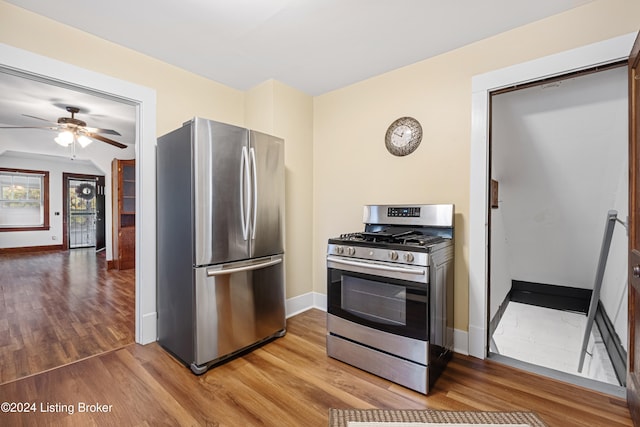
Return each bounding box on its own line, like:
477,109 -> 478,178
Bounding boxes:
0,1 -> 314,302
313,0 -> 640,331
245,80 -> 314,299
2,0 -> 640,333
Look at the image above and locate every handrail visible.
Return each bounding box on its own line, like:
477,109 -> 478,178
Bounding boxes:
577,210 -> 620,372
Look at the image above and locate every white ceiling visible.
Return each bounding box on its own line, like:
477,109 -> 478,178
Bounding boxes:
0,71 -> 137,146
0,0 -> 595,152
6,0 -> 595,96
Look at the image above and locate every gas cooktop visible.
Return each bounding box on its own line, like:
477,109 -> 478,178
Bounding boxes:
328,230 -> 445,252
327,204 -> 454,260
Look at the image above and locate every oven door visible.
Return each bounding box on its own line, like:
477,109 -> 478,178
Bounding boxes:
326,255 -> 428,341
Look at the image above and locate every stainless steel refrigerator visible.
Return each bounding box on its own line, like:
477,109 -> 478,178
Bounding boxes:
157,117 -> 285,374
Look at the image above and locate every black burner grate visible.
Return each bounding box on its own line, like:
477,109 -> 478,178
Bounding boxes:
335,230 -> 443,248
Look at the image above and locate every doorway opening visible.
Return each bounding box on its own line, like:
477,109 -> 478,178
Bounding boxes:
487,63 -> 628,394
0,41 -> 158,347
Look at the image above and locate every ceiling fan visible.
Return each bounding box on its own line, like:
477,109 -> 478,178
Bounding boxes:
0,106 -> 127,149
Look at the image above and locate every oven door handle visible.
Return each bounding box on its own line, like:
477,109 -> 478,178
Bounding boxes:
327,255 -> 426,276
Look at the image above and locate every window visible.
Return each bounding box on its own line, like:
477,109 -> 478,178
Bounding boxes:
0,168 -> 50,231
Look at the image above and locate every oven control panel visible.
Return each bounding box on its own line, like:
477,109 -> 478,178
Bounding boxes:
364,204 -> 454,228
387,207 -> 421,218
327,243 -> 429,267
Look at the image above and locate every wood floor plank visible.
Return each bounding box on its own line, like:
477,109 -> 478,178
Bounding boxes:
443,355 -> 631,424
0,249 -> 135,384
0,308 -> 633,426
0,250 -> 633,426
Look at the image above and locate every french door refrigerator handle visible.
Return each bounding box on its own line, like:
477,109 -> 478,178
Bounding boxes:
206,256 -> 282,276
240,146 -> 250,240
250,147 -> 258,240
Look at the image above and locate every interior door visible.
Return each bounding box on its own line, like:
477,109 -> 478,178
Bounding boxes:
627,30 -> 640,424
95,175 -> 106,252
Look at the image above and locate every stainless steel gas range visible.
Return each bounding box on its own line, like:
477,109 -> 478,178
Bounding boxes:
326,204 -> 454,394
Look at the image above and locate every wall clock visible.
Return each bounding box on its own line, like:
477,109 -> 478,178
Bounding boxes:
385,116 -> 422,156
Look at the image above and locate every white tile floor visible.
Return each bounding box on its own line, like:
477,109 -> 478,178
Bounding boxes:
491,301 -> 620,386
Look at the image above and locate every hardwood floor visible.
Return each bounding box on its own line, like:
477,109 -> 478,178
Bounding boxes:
0,309 -> 632,426
0,249 -> 135,384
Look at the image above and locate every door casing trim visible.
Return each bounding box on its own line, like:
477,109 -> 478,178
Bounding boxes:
469,33 -> 637,359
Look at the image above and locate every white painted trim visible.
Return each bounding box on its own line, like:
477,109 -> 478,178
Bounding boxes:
468,33 -> 636,359
313,291 -> 328,312
286,292 -> 316,317
454,329 -> 469,356
0,43 -> 157,345
141,312 -> 158,344
286,292 -> 327,318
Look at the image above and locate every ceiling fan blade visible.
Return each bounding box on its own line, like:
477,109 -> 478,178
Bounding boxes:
87,132 -> 127,149
22,114 -> 57,124
83,126 -> 122,136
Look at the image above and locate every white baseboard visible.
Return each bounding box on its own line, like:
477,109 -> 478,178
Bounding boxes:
143,291 -> 472,357
144,292 -> 471,356
144,293 -> 324,344
454,328 -> 469,355
313,292 -> 327,311
468,324 -> 486,359
286,291 -> 326,318
141,311 -> 157,345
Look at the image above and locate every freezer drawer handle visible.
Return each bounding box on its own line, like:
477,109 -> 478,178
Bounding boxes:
206,257 -> 282,277
326,255 -> 425,276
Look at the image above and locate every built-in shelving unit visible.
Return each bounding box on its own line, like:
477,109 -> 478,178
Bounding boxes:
111,159 -> 135,270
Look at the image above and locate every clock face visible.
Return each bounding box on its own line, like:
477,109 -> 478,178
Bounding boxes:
385,117 -> 422,156
390,125 -> 412,147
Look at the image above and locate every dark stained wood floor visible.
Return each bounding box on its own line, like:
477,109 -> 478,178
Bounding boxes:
0,309 -> 632,426
0,249 -> 135,384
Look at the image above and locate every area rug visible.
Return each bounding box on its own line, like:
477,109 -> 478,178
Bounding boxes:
328,409 -> 548,427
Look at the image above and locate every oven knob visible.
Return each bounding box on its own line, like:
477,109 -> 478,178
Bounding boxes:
347,247 -> 356,256
404,253 -> 414,263
335,246 -> 344,255
389,251 -> 398,260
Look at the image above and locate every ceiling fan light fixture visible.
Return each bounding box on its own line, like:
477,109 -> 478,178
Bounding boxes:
2,106 -> 127,149
77,135 -> 92,147
54,130 -> 73,146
